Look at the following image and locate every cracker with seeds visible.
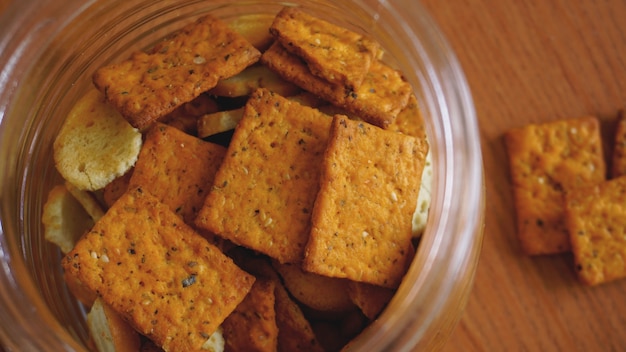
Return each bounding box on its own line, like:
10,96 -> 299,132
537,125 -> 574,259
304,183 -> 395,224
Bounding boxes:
93,14 -> 261,130
195,88 -> 332,263
505,116 -> 606,255
261,42 -> 411,129
611,109 -> 626,178
269,7 -> 379,90
128,123 -> 226,225
62,188 -> 255,352
230,251 -> 324,352
565,176 -> 626,285
303,116 -> 427,288
222,279 -> 278,352
103,170 -> 133,209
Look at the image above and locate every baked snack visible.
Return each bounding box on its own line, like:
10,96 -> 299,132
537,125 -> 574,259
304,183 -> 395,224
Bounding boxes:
53,89 -> 142,191
269,7 -> 379,89
62,187 -> 255,352
195,88 -> 332,263
565,176 -> 626,285
93,14 -> 261,130
505,116 -> 606,255
304,116 -> 427,288
128,123 -> 226,225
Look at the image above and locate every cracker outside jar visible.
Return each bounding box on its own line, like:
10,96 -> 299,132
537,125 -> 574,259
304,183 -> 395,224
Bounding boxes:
0,0 -> 484,350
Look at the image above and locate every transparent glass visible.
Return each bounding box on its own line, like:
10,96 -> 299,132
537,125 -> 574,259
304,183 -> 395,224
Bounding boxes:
0,0 -> 484,351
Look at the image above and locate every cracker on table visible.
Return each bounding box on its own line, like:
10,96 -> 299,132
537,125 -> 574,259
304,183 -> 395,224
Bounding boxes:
195,88 -> 332,264
93,14 -> 261,130
303,116 -> 427,288
62,187 -> 255,352
53,89 -> 142,191
222,279 -> 278,352
261,42 -> 411,129
269,7 -> 379,90
504,116 -> 606,255
128,123 -> 226,226
611,109 -> 626,178
565,176 -> 626,285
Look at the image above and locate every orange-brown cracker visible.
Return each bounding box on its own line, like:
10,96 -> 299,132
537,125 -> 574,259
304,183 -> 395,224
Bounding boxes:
565,176 -> 626,286
269,7 -> 379,89
231,251 -> 324,352
62,188 -> 255,352
93,15 -> 261,130
261,42 -> 410,129
347,281 -> 395,320
102,170 -> 133,209
611,109 -> 626,178
195,88 -> 332,263
504,116 -> 606,255
389,94 -> 427,140
128,123 -> 226,226
222,279 -> 278,352
303,116 -> 427,288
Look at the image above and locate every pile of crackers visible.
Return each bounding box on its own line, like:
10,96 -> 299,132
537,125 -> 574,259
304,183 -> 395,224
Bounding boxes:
506,110 -> 626,286
45,6 -> 430,352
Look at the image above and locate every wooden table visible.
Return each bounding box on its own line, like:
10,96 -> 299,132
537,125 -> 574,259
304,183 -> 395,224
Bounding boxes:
418,0 -> 626,351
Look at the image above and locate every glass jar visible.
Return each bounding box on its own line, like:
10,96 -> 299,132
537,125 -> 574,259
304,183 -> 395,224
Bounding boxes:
0,0 -> 485,351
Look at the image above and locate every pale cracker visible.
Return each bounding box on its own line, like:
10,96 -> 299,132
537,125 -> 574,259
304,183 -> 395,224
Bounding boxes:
53,89 -> 142,191
42,185 -> 94,254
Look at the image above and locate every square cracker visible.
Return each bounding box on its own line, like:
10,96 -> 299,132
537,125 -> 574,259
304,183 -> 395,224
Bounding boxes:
565,176 -> 626,286
269,7 -> 379,90
93,14 -> 261,130
128,123 -> 226,225
611,109 -> 626,178
222,279 -> 278,352
230,251 -> 324,352
261,41 -> 411,129
504,116 -> 606,255
303,116 -> 428,288
195,88 -> 332,263
62,187 -> 255,352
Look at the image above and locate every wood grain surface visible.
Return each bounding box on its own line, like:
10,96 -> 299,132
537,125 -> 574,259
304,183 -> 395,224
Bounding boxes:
418,0 -> 626,351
